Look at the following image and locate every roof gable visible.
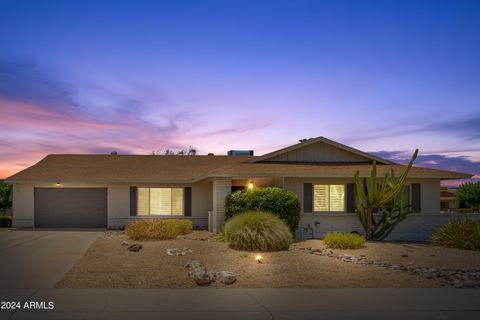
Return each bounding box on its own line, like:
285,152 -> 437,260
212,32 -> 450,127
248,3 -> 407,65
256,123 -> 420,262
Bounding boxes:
251,136 -> 394,164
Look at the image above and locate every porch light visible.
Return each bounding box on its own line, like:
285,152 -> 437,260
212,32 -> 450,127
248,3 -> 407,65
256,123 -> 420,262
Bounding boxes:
56,182 -> 61,186
247,181 -> 254,190
255,255 -> 263,263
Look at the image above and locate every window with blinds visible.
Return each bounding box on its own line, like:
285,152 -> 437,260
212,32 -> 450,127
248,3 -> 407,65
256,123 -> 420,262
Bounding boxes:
313,184 -> 345,212
137,188 -> 184,216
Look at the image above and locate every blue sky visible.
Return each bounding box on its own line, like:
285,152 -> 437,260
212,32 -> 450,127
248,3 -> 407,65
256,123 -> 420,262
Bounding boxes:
0,0 -> 479,185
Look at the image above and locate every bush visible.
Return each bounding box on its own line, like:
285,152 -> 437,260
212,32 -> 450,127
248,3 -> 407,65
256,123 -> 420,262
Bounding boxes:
225,187 -> 301,232
126,219 -> 193,240
323,232 -> 366,249
430,218 -> 480,250
224,211 -> 292,251
0,215 -> 12,227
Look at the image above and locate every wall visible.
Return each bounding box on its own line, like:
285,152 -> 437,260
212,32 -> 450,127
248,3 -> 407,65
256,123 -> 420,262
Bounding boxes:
12,184 -> 35,227
284,177 -> 446,240
296,213 -> 480,241
108,181 -> 212,228
12,181 -> 213,229
212,178 -> 231,233
284,177 -> 440,214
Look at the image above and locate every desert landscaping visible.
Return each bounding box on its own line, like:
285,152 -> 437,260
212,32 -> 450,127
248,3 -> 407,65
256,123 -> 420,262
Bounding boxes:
56,230 -> 480,289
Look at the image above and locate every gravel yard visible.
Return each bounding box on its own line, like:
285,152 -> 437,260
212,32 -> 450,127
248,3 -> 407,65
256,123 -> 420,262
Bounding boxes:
303,240 -> 480,270
55,231 -> 452,289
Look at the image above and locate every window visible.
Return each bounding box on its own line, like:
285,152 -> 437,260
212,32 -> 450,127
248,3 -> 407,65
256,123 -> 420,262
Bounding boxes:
137,188 -> 184,216
314,184 -> 345,212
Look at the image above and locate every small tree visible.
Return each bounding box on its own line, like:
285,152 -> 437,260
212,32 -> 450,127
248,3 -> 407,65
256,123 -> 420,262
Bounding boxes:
0,182 -> 13,215
455,182 -> 480,212
354,150 -> 418,241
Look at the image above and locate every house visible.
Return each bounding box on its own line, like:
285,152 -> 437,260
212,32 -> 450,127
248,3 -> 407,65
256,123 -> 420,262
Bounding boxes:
440,187 -> 458,212
5,137 -> 473,240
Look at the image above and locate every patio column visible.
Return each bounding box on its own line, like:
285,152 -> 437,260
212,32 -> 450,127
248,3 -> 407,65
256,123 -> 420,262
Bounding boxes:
212,178 -> 232,233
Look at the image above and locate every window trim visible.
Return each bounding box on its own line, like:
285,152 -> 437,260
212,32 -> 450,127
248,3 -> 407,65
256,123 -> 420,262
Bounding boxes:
137,187 -> 184,216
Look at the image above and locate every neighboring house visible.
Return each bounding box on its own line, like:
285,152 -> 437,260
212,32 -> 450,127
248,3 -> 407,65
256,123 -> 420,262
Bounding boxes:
440,187 -> 460,213
5,137 -> 473,240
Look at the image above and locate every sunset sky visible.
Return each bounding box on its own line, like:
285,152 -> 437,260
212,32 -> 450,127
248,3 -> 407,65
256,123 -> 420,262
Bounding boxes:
0,0 -> 479,186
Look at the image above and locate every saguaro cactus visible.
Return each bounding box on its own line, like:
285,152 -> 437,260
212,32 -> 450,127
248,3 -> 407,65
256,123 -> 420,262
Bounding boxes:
354,150 -> 418,241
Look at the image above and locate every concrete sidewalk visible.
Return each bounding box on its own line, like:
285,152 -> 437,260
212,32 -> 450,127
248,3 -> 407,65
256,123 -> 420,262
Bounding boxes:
1,288 -> 480,319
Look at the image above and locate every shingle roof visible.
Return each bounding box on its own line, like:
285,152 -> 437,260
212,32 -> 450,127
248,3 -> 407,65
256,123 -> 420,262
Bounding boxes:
5,154 -> 472,183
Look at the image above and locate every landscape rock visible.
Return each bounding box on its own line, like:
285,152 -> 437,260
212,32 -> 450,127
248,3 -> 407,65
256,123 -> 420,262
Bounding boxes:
216,271 -> 237,285
184,259 -> 203,269
121,240 -> 129,246
166,248 -> 193,256
190,266 -> 215,286
128,244 -> 142,252
299,245 -> 480,288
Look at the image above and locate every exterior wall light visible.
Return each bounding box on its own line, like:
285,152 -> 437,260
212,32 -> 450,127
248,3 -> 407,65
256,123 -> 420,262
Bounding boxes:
247,181 -> 254,190
256,255 -> 263,263
56,182 -> 61,186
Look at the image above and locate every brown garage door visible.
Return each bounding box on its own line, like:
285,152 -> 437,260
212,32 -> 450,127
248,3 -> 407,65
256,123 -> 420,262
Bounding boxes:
34,188 -> 107,228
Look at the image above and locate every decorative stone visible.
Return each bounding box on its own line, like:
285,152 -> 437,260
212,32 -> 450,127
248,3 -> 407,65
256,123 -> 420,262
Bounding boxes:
216,271 -> 237,285
121,240 -> 129,246
166,248 -> 192,256
128,244 -> 142,252
190,266 -> 215,286
184,259 -> 203,269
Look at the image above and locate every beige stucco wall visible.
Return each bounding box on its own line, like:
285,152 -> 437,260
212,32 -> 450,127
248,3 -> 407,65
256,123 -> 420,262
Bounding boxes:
283,177 -> 440,214
11,181 -> 213,229
212,178 -> 232,233
12,184 -> 35,227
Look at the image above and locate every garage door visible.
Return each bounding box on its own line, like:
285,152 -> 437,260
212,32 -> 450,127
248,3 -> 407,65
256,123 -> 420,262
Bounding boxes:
34,188 -> 107,228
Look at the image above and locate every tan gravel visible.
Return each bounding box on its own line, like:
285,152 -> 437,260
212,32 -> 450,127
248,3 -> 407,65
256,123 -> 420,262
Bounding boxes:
298,240 -> 480,270
57,232 -> 439,288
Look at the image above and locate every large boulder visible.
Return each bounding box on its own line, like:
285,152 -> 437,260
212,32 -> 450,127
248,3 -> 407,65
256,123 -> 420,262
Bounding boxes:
184,259 -> 203,269
216,271 -> 236,285
190,266 -> 214,286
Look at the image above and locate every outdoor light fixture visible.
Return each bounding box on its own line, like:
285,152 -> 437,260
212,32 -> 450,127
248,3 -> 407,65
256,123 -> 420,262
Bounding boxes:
55,182 -> 61,186
247,181 -> 254,190
255,255 -> 262,263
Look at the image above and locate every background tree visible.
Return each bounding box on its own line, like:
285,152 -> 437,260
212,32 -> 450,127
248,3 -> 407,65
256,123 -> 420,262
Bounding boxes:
0,181 -> 13,215
455,182 -> 480,212
354,150 -> 418,240
152,146 -> 197,155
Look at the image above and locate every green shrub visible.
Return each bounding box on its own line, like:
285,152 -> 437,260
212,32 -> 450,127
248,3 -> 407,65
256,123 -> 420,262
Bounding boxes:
225,187 -> 301,232
224,211 -> 292,251
214,227 -> 226,242
430,218 -> 480,250
126,219 -> 193,240
0,215 -> 12,227
323,232 -> 366,249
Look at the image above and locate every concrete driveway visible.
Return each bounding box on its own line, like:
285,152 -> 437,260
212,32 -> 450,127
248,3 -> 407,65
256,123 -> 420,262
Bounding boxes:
0,230 -> 101,289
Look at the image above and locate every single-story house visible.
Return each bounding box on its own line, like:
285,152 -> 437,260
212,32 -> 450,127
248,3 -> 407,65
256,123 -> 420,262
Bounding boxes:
5,137 -> 474,240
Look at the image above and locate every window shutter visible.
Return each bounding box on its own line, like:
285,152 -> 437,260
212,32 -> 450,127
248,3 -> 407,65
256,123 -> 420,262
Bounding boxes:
303,183 -> 313,213
184,187 -> 192,216
130,186 -> 137,216
412,183 -> 421,213
346,183 -> 355,213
